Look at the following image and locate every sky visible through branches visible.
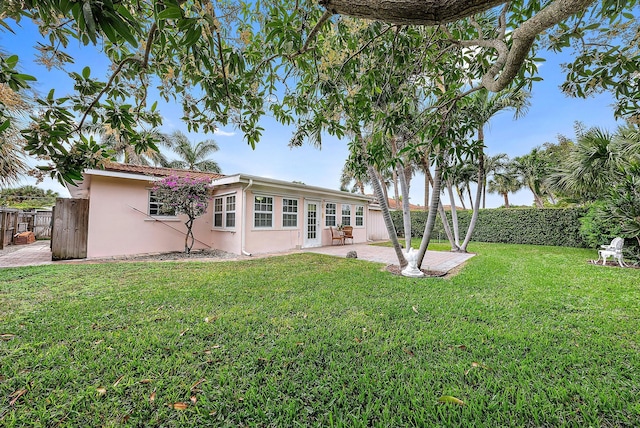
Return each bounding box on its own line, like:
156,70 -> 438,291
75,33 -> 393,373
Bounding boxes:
4,19 -> 624,208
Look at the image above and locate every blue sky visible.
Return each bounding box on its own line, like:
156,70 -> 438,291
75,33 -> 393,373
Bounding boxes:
2,18 -> 624,208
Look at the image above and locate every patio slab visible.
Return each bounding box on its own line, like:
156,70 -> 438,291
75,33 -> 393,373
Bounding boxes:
0,241 -> 53,268
303,242 -> 475,273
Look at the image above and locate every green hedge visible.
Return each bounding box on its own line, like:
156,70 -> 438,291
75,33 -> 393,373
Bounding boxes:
391,207 -> 588,248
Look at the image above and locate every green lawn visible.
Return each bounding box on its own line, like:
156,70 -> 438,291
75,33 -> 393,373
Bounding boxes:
1,243 -> 639,426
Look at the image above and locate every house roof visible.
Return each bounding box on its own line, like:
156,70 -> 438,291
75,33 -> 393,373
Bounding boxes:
212,174 -> 373,202
66,163 -> 225,198
101,162 -> 225,180
69,164 -> 372,202
386,198 -> 424,211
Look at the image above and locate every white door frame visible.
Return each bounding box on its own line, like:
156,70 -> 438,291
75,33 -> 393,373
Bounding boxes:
303,200 -> 322,248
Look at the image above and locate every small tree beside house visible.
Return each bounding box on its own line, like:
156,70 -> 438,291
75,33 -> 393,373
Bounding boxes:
153,175 -> 211,254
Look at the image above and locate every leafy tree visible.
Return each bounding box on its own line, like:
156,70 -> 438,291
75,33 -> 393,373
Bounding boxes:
165,131 -> 221,173
152,175 -> 211,253
1,0 -> 637,186
0,185 -> 58,209
0,78 -> 30,186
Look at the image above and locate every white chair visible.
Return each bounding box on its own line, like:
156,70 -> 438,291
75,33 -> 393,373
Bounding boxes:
597,237 -> 626,267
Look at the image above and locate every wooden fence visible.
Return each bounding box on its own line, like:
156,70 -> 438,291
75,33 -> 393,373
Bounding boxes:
51,198 -> 89,260
0,208 -> 53,249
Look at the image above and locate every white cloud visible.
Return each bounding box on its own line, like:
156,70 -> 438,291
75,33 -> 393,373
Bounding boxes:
214,129 -> 236,137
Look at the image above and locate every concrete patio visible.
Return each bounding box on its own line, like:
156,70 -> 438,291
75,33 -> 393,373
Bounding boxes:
303,242 -> 475,273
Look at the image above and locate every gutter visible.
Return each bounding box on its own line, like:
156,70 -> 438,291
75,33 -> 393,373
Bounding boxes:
241,179 -> 253,256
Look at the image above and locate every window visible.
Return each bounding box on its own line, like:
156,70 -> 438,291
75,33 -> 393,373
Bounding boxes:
149,191 -> 175,216
282,198 -> 298,228
355,205 -> 364,226
341,204 -> 351,226
213,195 -> 236,228
225,195 -> 236,228
325,202 -> 336,227
214,198 -> 223,227
254,195 -> 273,228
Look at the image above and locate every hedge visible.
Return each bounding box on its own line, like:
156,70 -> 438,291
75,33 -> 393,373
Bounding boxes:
390,207 -> 588,248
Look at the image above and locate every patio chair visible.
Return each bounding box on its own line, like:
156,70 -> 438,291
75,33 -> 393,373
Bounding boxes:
342,225 -> 354,244
330,226 -> 344,245
597,237 -> 626,267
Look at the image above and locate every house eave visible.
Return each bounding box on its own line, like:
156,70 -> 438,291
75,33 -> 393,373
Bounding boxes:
83,169 -> 163,182
212,174 -> 373,202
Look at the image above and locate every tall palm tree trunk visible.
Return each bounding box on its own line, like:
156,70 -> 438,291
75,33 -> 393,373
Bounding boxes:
360,134 -> 406,267
461,148 -> 485,251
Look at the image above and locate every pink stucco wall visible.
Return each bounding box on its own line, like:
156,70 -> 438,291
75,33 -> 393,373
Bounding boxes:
85,175 -> 214,258
241,188 -> 369,255
82,174 -> 375,258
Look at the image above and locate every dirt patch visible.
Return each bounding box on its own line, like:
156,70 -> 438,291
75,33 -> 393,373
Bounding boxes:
588,260 -> 639,269
385,264 -> 447,278
85,248 -> 241,263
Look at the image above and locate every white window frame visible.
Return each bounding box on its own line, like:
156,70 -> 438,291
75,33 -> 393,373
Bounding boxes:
225,195 -> 236,228
325,202 -> 336,227
148,190 -> 176,217
254,195 -> 274,228
213,194 -> 236,229
341,204 -> 351,226
282,198 -> 298,228
355,205 -> 364,227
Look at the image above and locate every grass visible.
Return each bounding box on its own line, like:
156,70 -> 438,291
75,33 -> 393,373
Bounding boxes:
1,243 -> 639,426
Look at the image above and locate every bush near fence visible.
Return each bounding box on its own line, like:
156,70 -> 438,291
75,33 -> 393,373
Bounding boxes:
391,207 -> 588,248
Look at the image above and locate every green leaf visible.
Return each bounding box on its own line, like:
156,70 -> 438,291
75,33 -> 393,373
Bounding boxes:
82,66 -> 91,79
0,119 -> 10,133
82,0 -> 97,44
157,4 -> 184,20
0,18 -> 15,33
5,55 -> 18,68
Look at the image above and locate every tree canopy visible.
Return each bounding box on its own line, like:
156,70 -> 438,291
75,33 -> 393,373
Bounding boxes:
0,0 -> 637,185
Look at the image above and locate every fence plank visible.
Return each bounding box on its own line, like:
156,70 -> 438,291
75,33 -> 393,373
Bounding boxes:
51,199 -> 89,260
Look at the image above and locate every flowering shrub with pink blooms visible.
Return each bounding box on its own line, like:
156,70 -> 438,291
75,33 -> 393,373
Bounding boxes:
153,175 -> 212,253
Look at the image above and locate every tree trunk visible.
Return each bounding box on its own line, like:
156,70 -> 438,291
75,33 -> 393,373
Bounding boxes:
531,187 -> 545,208
369,164 -> 407,267
503,192 -> 510,208
360,134 -> 406,267
318,0 -> 509,25
319,0 -> 597,92
455,184 -> 467,210
460,149 -> 484,252
422,156 -> 431,211
397,163 -> 412,250
438,202 -> 458,249
446,180 -> 461,247
375,169 -> 390,205
416,157 -> 444,266
184,217 -> 195,253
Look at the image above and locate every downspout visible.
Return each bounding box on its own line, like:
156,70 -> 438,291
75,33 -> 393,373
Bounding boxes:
241,179 -> 253,256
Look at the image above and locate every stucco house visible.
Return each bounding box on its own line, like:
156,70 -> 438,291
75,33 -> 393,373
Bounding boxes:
65,163 -> 388,259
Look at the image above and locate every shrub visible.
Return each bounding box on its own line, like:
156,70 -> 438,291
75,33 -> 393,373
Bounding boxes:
391,207 -> 588,248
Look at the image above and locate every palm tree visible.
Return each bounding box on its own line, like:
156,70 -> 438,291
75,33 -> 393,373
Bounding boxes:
513,148 -> 550,208
339,163 -> 368,194
166,131 -> 221,173
488,169 -> 522,208
89,123 -> 171,166
462,89 -> 530,208
549,127 -> 617,202
0,83 -> 30,187
483,153 -> 509,207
